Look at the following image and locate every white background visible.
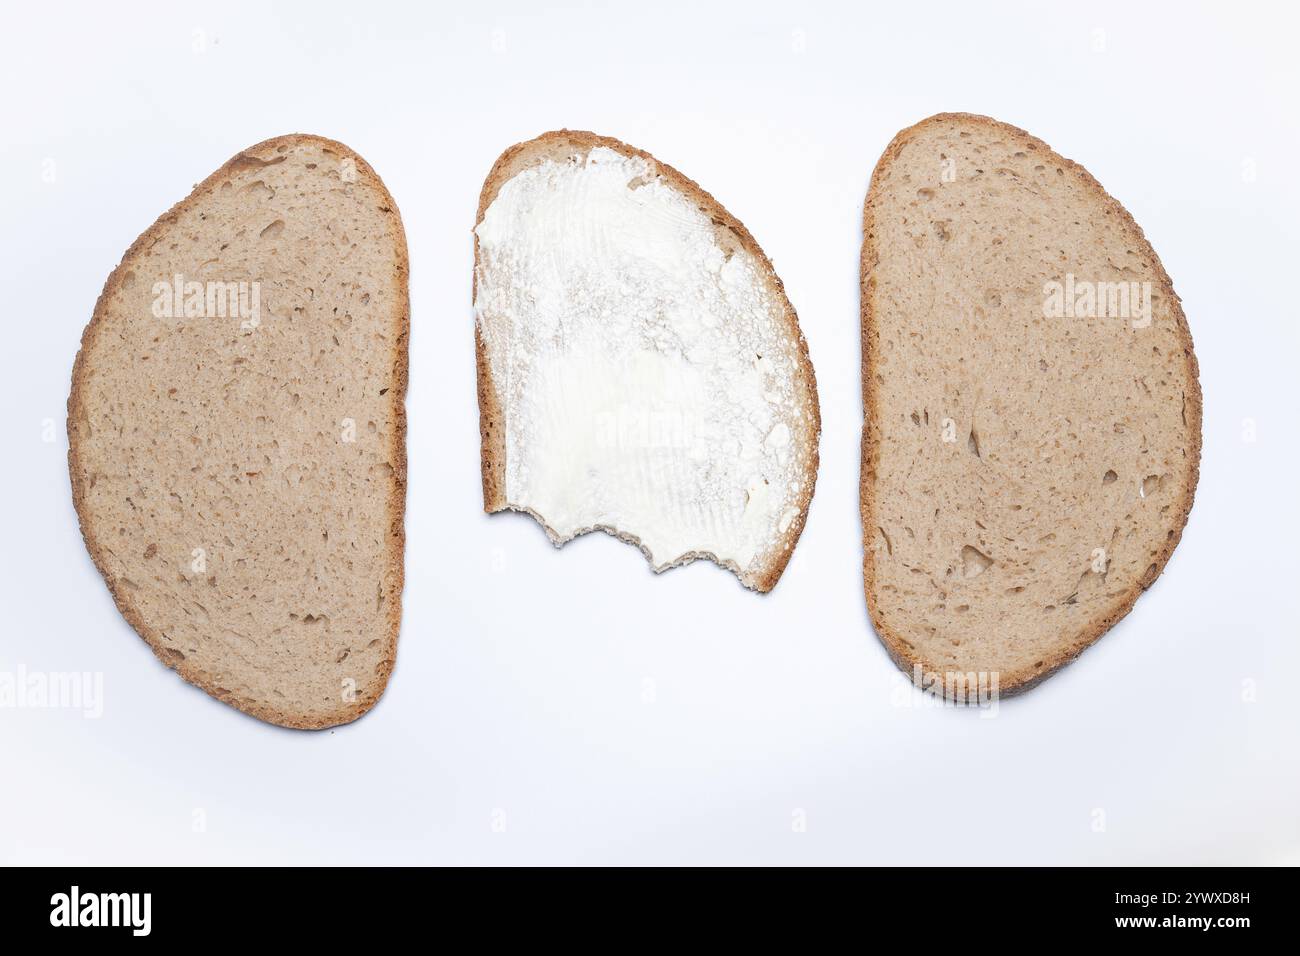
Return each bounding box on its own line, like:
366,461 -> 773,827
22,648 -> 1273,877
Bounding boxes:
2,0 -> 1297,865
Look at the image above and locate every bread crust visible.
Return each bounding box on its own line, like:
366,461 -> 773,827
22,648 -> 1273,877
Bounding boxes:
860,113 -> 1202,695
67,134 -> 409,730
473,130 -> 820,591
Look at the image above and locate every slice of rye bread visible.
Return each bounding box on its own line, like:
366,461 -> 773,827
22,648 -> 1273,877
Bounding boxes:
861,113 -> 1201,695
473,130 -> 820,591
68,135 -> 409,729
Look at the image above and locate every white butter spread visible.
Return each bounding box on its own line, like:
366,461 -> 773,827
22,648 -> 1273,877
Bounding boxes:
475,146 -> 807,581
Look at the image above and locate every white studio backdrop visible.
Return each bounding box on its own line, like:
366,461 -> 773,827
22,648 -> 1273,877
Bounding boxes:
1,0 -> 1297,864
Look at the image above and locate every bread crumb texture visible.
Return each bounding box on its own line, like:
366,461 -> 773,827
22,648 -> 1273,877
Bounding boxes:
68,135 -> 409,729
862,114 -> 1201,695
474,131 -> 819,591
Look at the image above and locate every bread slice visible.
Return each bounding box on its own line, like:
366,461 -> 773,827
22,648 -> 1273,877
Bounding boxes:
861,113 -> 1201,695
68,135 -> 408,729
474,131 -> 819,591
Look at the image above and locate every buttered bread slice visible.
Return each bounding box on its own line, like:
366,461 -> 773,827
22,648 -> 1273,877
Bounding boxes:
474,131 -> 819,591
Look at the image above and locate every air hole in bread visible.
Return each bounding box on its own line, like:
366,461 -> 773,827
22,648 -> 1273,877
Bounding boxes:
229,153 -> 287,172
239,180 -> 274,200
960,545 -> 993,578
1140,474 -> 1165,498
